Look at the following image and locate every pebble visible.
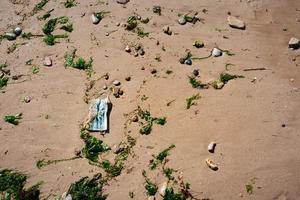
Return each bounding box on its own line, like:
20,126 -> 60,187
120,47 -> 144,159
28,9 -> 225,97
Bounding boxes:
141,66 -> 145,70
13,27 -> 22,36
105,32 -> 109,36
163,26 -> 172,35
159,181 -> 168,196
148,196 -> 156,200
125,45 -> 131,53
288,37 -> 300,49
91,14 -> 100,24
73,148 -> 82,157
207,142 -> 216,153
205,158 -> 218,171
227,16 -> 246,30
117,0 -> 129,4
215,81 -> 224,89
4,32 -> 16,40
212,48 -> 222,57
103,85 -> 108,90
113,143 -> 126,154
104,74 -> 109,80
178,16 -> 187,25
125,76 -> 131,81
131,115 -> 138,122
64,194 -> 72,200
150,68 -> 157,74
194,40 -> 204,48
116,22 -> 120,26
192,69 -> 199,76
113,80 -> 121,86
184,58 -> 192,65
23,96 -> 31,103
43,56 -> 52,66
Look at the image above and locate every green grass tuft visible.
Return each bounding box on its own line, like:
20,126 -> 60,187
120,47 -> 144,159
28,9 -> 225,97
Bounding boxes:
186,93 -> 200,109
4,113 -> 22,125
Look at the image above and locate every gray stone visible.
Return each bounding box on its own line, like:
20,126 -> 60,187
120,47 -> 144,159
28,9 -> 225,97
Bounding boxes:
43,56 -> 52,66
113,80 -> 120,86
227,16 -> 245,30
178,17 -> 187,25
13,27 -> 22,36
4,32 -> 16,40
117,0 -> 129,4
212,48 -> 222,57
289,37 -> 300,49
91,14 -> 100,24
207,142 -> 216,153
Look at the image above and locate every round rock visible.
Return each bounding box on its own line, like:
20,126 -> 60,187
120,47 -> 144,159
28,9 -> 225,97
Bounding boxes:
5,32 -> 16,41
91,14 -> 100,24
14,27 -> 22,36
113,80 -> 121,86
212,48 -> 222,57
178,16 -> 187,25
43,56 -> 52,66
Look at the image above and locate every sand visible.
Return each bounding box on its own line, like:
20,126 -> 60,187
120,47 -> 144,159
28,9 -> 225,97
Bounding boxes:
0,0 -> 300,199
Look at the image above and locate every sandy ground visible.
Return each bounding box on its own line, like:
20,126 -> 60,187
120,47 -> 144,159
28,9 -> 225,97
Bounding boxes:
0,0 -> 300,199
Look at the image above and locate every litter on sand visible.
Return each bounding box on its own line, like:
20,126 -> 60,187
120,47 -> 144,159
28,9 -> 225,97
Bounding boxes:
87,97 -> 111,132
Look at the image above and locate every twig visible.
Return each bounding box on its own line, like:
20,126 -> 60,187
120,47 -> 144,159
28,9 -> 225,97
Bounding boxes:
243,67 -> 267,71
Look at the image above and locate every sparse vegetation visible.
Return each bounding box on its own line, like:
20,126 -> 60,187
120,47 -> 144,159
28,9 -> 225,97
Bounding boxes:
101,160 -> 123,178
44,34 -> 68,45
246,184 -> 253,195
67,173 -> 107,200
0,75 -> 9,89
4,113 -> 22,125
142,171 -> 158,196
186,93 -> 200,109
32,0 -> 49,14
136,27 -> 149,38
149,144 -> 175,170
138,107 -> 167,135
126,16 -> 138,31
219,72 -> 244,83
129,191 -> 134,198
0,169 -> 41,200
80,128 -> 110,162
32,65 -> 40,74
64,0 -> 77,8
36,156 -> 80,169
64,50 -> 94,76
7,43 -> 18,54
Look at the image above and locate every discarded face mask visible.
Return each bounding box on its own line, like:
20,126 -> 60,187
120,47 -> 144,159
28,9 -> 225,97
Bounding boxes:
87,97 -> 111,132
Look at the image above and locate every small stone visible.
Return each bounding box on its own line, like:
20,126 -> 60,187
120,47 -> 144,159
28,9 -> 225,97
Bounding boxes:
113,80 -> 121,86
227,16 -> 246,30
184,58 -> 192,65
163,26 -> 172,35
288,37 -> 300,49
207,142 -> 216,153
74,148 -> 82,157
192,69 -> 199,76
215,81 -> 224,89
118,89 -> 124,95
159,181 -> 168,196
131,115 -> 138,122
125,76 -> 131,81
290,78 -> 295,82
117,0 -> 129,4
4,32 -> 16,41
113,88 -> 120,98
134,52 -> 138,57
23,96 -> 31,103
138,48 -> 145,56
193,40 -> 204,48
150,69 -> 157,74
125,45 -> 131,53
105,32 -> 109,36
103,85 -> 108,90
153,5 -> 161,15
13,27 -> 22,36
116,22 -> 120,26
43,56 -> 52,66
178,16 -> 187,25
212,48 -> 222,57
91,14 -> 100,24
148,196 -> 156,200
64,194 -> 72,200
205,158 -> 218,171
113,143 -> 126,154
141,66 -> 145,70
104,74 -> 109,80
